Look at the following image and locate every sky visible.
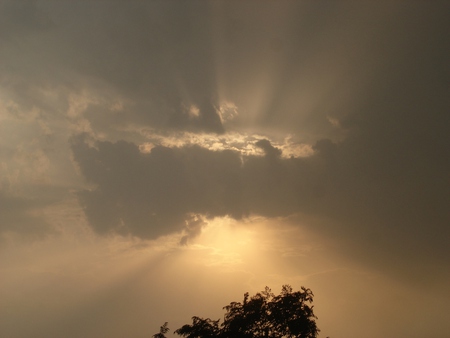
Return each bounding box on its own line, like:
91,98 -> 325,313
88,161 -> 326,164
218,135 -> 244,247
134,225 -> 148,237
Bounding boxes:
0,1 -> 449,337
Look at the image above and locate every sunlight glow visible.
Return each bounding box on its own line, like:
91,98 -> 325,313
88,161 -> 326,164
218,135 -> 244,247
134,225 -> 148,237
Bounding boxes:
190,217 -> 256,269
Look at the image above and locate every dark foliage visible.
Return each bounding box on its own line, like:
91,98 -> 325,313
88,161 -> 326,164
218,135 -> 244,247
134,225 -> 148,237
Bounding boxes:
153,322 -> 169,338
154,285 -> 319,338
175,317 -> 221,338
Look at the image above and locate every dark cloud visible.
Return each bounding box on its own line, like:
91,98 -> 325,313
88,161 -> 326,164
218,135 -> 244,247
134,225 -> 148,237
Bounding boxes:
180,214 -> 207,245
72,82 -> 450,277
3,0 -> 449,284
255,139 -> 282,158
1,1 -> 226,134
2,0 -> 387,138
71,134 -> 245,239
71,133 -> 323,240
58,0 -> 231,134
2,1 -> 448,137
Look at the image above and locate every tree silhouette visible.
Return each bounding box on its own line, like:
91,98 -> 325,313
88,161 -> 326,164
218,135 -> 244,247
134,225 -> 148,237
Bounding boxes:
153,322 -> 169,338
154,285 -> 319,338
175,317 -> 221,338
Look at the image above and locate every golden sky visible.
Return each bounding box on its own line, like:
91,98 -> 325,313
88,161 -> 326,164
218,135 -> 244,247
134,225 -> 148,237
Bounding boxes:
1,1 -> 449,337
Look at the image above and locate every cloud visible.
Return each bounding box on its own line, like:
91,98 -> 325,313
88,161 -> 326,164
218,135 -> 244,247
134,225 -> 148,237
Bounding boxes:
69,136 -> 282,238
255,139 -> 282,158
180,214 -> 207,245
2,0 -> 448,285
1,1 -> 227,136
72,83 -> 450,278
71,134 -> 247,238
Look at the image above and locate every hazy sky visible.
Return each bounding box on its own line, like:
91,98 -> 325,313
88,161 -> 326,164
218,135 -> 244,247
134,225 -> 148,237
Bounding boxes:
1,1 -> 449,337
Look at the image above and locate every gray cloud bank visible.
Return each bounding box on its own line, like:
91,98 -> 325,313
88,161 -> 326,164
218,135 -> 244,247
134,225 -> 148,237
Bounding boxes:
72,89 -> 449,278
1,0 -> 449,283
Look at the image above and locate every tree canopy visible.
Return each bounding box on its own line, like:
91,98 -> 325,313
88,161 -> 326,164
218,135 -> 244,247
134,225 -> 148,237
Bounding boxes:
153,285 -> 319,338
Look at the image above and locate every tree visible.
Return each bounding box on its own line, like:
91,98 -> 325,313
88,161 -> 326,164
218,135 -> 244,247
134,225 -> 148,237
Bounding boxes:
175,317 -> 221,338
155,285 -> 319,338
153,322 -> 170,338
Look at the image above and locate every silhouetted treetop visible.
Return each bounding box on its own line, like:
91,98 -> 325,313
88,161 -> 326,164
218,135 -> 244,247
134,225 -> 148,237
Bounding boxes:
155,285 -> 319,338
175,317 -> 221,338
153,322 -> 169,338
